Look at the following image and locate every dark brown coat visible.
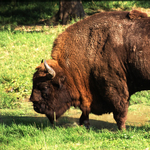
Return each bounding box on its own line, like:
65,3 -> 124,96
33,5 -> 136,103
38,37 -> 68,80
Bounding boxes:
30,10 -> 150,130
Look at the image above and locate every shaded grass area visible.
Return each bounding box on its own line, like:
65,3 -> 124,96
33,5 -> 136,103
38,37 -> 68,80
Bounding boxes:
0,1 -> 59,28
1,1 -> 150,30
0,105 -> 150,150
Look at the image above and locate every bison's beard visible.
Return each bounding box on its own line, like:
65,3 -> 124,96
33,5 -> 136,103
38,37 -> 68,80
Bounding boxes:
33,101 -> 71,124
46,103 -> 72,124
33,101 -> 55,124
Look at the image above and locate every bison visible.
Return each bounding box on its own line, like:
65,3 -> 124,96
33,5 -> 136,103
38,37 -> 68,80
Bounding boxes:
30,10 -> 150,130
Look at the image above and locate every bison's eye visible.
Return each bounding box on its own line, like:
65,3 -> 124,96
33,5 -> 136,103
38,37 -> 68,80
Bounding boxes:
37,85 -> 48,91
42,92 -> 48,98
43,86 -> 49,90
41,88 -> 49,98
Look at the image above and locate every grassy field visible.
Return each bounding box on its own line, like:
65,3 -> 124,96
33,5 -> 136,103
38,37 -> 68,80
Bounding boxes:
0,25 -> 67,109
0,103 -> 150,150
0,1 -> 150,150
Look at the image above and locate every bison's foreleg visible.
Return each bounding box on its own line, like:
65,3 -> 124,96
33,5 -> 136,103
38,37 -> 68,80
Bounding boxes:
106,84 -> 129,130
79,108 -> 90,129
112,96 -> 129,130
46,114 -> 54,124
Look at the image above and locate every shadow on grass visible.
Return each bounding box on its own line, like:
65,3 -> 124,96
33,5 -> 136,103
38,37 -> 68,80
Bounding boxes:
0,1 -> 59,25
1,0 -> 150,30
1,115 -> 149,132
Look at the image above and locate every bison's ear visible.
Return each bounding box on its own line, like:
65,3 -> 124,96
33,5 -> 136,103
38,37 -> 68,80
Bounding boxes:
52,75 -> 66,89
59,76 -> 66,89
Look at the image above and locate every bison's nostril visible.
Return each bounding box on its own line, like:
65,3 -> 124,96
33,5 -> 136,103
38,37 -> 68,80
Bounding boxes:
33,101 -> 38,104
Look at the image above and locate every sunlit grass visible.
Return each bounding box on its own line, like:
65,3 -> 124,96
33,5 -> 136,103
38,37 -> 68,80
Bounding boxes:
0,121 -> 150,150
0,26 -> 66,108
0,103 -> 150,150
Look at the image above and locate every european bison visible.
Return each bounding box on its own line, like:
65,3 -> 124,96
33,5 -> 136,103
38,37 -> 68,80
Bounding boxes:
30,10 -> 150,130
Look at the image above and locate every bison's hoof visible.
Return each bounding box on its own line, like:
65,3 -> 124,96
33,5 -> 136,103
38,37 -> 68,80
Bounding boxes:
84,120 -> 90,129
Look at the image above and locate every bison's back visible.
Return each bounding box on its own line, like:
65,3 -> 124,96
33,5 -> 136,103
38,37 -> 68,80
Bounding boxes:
52,11 -> 132,66
52,10 -> 150,95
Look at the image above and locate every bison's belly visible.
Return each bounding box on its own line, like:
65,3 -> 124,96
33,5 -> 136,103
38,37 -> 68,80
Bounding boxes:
91,101 -> 112,115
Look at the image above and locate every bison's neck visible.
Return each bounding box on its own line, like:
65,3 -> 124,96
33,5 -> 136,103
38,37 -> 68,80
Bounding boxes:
57,58 -> 94,109
61,62 -> 81,103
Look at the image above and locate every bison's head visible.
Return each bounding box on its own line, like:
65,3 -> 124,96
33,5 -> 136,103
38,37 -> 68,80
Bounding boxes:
30,59 -> 72,124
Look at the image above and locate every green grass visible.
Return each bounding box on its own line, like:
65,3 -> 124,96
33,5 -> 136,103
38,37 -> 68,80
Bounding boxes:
0,112 -> 150,150
83,1 -> 135,13
130,91 -> 150,105
1,125 -> 149,150
0,1 -> 150,150
0,1 -> 59,27
0,103 -> 150,149
0,26 -> 66,108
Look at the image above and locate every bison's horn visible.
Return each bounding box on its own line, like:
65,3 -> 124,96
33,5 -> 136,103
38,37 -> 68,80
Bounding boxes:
44,60 -> 56,78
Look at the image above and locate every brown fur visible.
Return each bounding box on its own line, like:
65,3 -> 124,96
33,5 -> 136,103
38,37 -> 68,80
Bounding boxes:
30,10 -> 150,130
